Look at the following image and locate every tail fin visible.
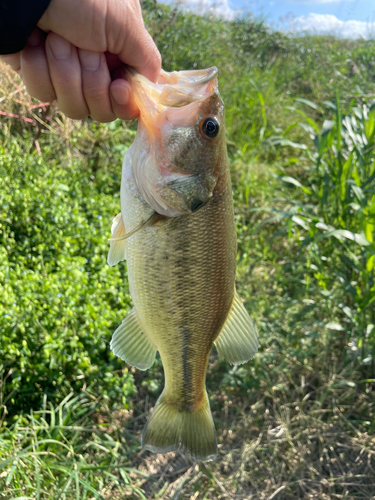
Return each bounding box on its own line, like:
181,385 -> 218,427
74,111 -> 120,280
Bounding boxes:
141,391 -> 217,462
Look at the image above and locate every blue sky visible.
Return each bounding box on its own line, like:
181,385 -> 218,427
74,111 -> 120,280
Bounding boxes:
168,0 -> 375,38
243,0 -> 375,24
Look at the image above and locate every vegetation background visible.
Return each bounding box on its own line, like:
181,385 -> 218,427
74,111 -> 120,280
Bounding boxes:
0,1 -> 374,498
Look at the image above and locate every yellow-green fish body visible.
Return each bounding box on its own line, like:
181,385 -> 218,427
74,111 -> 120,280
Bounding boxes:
108,67 -> 258,461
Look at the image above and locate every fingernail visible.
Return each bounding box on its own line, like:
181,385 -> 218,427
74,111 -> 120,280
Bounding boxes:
79,50 -> 100,72
27,30 -> 41,46
111,84 -> 129,105
50,36 -> 71,60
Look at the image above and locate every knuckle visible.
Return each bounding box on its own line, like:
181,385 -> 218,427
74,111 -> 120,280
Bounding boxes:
1,54 -> 21,72
114,107 -> 137,121
22,74 -> 56,102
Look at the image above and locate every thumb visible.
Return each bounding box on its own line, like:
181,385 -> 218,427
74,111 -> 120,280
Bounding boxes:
105,2 -> 161,83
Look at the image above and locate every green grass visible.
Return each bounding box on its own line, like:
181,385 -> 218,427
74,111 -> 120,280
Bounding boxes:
0,2 -> 374,498
0,393 -> 148,499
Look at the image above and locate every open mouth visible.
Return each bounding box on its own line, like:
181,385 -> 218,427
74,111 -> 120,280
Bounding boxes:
127,67 -> 219,109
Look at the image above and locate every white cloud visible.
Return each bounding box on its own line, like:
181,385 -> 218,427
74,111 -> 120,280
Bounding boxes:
288,13 -> 375,39
286,0 -> 353,3
177,0 -> 238,19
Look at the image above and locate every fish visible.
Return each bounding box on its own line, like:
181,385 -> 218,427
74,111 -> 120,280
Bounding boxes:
107,66 -> 258,462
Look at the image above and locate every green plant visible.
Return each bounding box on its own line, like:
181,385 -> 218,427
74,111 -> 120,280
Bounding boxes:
262,96 -> 375,370
0,392 -> 147,499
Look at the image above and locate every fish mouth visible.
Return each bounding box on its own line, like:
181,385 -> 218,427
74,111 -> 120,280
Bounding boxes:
127,67 -> 219,108
158,67 -> 218,87
128,66 -> 218,87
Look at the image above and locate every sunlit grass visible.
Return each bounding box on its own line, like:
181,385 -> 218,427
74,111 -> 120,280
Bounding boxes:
0,393 -> 148,499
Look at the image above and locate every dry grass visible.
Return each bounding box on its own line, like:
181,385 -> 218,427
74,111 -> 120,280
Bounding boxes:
95,358 -> 375,500
0,60 -> 52,137
0,60 -> 101,155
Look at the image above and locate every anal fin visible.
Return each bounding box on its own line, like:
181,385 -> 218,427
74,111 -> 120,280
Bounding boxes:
214,291 -> 258,365
107,213 -> 126,267
110,308 -> 156,370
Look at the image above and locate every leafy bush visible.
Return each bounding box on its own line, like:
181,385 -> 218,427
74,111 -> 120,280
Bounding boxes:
0,125 -> 137,416
262,97 -> 375,369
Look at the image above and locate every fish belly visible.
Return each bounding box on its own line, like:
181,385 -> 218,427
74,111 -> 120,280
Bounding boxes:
125,169 -> 236,407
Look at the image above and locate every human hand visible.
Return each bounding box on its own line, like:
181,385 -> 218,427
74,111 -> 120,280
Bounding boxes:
1,0 -> 161,122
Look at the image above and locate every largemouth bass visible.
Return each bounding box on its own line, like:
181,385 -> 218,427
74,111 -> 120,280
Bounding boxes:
107,67 -> 258,461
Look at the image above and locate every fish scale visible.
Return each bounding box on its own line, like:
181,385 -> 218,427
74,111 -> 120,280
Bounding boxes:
127,170 -> 235,405
107,67 -> 258,461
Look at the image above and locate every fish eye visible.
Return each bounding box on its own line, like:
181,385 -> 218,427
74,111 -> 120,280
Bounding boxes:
201,117 -> 220,138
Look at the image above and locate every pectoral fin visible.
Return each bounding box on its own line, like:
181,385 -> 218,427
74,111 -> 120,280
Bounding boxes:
107,213 -> 127,267
109,212 -> 161,242
110,308 -> 156,370
214,291 -> 258,365
107,212 -> 163,267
